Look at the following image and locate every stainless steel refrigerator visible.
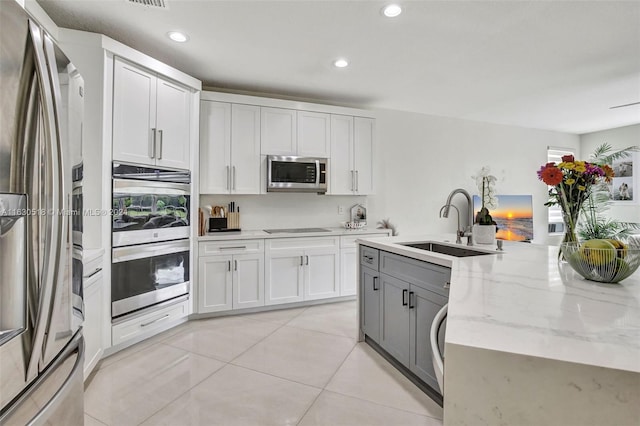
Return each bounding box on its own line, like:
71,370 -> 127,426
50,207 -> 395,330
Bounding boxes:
1,1 -> 85,424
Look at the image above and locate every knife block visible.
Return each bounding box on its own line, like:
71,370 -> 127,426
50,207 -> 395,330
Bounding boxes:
227,212 -> 240,229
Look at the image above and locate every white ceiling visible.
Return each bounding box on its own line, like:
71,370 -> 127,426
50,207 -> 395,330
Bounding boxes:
37,0 -> 640,135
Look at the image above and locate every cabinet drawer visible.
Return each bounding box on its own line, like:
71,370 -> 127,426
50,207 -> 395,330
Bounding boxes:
380,252 -> 451,297
341,232 -> 389,249
199,239 -> 264,255
360,246 -> 379,270
112,299 -> 188,346
267,237 -> 339,251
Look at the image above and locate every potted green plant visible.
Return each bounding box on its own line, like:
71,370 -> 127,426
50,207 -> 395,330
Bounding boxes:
472,166 -> 498,244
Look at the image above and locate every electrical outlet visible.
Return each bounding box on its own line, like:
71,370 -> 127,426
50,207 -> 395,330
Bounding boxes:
338,205 -> 344,214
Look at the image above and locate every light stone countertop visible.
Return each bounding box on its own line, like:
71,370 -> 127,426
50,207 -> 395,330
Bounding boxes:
358,234 -> 640,424
199,227 -> 391,242
356,234 -> 640,374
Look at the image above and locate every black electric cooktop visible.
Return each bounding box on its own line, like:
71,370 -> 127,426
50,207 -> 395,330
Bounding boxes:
263,228 -> 332,234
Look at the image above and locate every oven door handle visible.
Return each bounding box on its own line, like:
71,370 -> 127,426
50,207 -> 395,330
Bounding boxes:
113,178 -> 190,195
112,239 -> 190,263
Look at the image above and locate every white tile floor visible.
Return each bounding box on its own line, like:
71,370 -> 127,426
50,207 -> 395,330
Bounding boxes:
85,301 -> 443,426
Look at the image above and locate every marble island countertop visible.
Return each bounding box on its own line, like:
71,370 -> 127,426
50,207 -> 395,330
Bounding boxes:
357,234 -> 640,425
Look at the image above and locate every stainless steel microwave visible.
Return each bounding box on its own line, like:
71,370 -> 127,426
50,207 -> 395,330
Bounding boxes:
267,156 -> 328,193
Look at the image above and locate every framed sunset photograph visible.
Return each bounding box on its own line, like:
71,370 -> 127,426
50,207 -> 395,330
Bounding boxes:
473,195 -> 534,242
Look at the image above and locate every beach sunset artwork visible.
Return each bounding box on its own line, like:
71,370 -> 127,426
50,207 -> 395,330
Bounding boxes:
473,195 -> 534,241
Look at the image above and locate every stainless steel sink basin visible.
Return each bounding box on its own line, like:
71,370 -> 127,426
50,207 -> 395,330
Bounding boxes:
400,242 -> 496,257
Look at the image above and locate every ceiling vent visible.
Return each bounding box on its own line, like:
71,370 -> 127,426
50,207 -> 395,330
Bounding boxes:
127,0 -> 168,9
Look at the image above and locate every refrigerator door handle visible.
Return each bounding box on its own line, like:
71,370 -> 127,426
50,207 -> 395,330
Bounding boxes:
26,22 -> 63,380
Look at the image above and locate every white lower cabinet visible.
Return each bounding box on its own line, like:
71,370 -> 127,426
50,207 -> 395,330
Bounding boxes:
112,299 -> 189,347
198,240 -> 265,313
340,233 -> 388,296
83,269 -> 103,380
265,237 -> 339,305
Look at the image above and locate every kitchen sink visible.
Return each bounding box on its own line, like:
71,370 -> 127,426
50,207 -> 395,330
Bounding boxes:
400,241 -> 496,257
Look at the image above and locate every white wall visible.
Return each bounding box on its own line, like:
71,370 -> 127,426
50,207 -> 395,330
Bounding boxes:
368,109 -> 580,243
580,124 -> 640,223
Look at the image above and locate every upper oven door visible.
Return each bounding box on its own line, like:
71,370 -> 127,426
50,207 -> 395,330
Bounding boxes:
112,179 -> 190,247
267,156 -> 327,193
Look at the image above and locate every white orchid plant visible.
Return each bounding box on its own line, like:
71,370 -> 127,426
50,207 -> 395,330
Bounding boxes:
472,166 -> 498,225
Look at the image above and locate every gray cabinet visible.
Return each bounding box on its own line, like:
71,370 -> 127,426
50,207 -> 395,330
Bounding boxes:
361,266 -> 380,341
410,284 -> 447,390
379,273 -> 410,365
360,245 -> 451,395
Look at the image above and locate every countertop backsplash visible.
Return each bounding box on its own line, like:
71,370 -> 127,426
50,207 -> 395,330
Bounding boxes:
199,193 -> 371,230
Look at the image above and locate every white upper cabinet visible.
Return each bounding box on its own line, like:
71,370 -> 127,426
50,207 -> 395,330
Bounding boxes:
260,107 -> 297,155
200,101 -> 231,194
155,79 -> 191,170
297,111 -> 330,157
200,101 -> 261,194
261,108 -> 331,157
231,104 -> 261,194
112,57 -> 191,170
330,115 -> 374,195
354,117 -> 374,195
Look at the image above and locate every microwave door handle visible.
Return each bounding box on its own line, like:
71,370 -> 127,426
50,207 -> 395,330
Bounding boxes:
316,160 -> 320,186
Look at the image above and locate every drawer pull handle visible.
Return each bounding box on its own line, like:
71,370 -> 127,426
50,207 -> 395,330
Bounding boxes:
220,246 -> 247,250
402,289 -> 408,306
141,314 -> 170,328
373,276 -> 379,291
444,282 -> 450,289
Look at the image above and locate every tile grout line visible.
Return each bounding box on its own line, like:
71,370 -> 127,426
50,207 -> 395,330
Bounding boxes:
84,412 -> 108,426
294,339 -> 360,425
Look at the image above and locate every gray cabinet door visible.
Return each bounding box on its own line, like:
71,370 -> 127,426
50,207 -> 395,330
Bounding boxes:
409,284 -> 447,390
361,266 -> 380,342
379,273 -> 410,366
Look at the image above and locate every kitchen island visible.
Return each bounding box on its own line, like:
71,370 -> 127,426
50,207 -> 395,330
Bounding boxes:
357,235 -> 640,426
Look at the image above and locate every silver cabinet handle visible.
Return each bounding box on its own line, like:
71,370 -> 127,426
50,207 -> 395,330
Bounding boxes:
234,260 -> 238,271
228,260 -> 231,271
300,256 -> 304,266
149,128 -> 157,158
232,166 -> 236,190
444,282 -> 450,289
350,170 -> 354,191
226,165 -> 230,190
220,246 -> 246,250
157,129 -> 163,159
141,314 -> 170,327
373,276 -> 379,291
355,170 -> 359,192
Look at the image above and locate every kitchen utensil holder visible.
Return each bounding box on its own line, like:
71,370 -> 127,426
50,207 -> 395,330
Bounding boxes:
227,212 -> 240,229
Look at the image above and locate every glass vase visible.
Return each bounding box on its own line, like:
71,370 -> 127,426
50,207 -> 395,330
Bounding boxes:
559,208 -> 579,261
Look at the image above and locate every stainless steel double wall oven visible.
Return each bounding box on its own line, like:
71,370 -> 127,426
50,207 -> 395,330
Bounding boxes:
111,163 -> 190,320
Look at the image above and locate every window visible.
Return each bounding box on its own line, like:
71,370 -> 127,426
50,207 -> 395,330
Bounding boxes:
547,147 -> 575,233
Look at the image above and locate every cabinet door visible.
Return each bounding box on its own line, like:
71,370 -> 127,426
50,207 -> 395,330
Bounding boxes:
379,273 -> 410,366
231,104 -> 261,194
329,115 -> 354,195
354,117 -> 374,195
83,275 -> 103,380
112,58 -> 157,166
200,101 -> 231,194
409,285 -> 447,390
264,250 -> 304,305
340,247 -> 357,296
155,77 -> 191,170
260,107 -> 297,155
297,111 -> 330,157
304,249 -> 340,301
233,253 -> 265,309
361,267 -> 380,342
198,256 -> 232,313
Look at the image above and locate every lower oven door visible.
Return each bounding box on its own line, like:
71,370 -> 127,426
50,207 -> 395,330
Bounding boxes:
111,239 -> 190,319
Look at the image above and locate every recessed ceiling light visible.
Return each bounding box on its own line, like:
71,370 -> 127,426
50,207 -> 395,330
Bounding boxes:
167,31 -> 189,42
382,4 -> 402,17
333,58 -> 349,68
